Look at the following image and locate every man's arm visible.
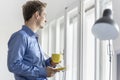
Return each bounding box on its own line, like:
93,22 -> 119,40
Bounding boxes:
7,33 -> 47,78
45,57 -> 59,68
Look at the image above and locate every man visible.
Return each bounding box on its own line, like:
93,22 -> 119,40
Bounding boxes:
7,1 -> 58,80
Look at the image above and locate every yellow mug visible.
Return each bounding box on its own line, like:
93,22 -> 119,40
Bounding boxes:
52,53 -> 62,63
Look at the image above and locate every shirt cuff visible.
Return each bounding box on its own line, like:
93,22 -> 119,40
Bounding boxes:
45,58 -> 52,67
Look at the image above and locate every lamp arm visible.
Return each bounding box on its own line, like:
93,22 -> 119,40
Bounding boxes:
107,40 -> 113,80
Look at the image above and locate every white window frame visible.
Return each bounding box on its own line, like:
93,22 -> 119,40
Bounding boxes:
64,1 -> 79,80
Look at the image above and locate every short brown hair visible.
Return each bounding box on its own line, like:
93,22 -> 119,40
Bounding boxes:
22,0 -> 47,21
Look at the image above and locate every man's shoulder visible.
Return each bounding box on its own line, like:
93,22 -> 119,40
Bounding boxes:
15,29 -> 29,36
18,29 -> 28,36
10,29 -> 29,40
8,29 -> 28,45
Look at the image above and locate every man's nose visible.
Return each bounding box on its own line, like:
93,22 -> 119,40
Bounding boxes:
45,20 -> 47,23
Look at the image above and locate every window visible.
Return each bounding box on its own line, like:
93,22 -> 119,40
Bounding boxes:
83,8 -> 95,80
65,6 -> 78,80
49,21 -> 56,55
55,17 -> 65,80
39,26 -> 49,55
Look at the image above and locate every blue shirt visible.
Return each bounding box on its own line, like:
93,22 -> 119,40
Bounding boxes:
7,25 -> 51,80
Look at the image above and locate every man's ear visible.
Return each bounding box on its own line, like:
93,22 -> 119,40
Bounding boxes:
34,11 -> 40,19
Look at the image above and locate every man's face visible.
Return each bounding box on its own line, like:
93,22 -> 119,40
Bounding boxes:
37,8 -> 47,29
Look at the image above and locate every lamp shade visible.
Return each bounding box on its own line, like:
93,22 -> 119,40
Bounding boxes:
92,9 -> 119,40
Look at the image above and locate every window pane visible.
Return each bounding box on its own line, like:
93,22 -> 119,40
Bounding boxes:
49,22 -> 56,54
83,8 -> 95,80
65,7 -> 78,80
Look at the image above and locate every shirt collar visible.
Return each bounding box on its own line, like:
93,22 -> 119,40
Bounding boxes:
22,25 -> 38,38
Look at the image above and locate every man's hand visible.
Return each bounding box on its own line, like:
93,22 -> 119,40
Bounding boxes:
50,59 -> 60,67
46,66 -> 58,77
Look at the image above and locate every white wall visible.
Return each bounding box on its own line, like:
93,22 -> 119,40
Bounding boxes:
112,0 -> 120,51
112,1 -> 120,80
0,0 -> 25,80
